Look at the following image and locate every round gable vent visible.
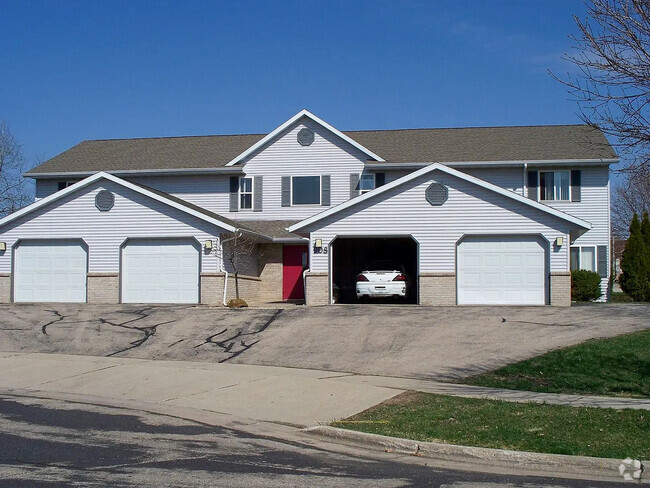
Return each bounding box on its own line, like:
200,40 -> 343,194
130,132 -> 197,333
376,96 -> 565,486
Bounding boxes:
297,128 -> 315,146
425,182 -> 448,206
95,190 -> 115,211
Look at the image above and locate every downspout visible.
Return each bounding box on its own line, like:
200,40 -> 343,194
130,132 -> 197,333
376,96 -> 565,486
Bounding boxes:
523,162 -> 528,197
221,231 -> 242,306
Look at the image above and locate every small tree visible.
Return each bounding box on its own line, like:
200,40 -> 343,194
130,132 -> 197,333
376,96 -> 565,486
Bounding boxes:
642,211 -> 650,247
218,233 -> 262,302
620,213 -> 650,301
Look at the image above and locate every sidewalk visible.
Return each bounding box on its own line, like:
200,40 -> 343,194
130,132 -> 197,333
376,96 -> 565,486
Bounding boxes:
1,352 -> 648,433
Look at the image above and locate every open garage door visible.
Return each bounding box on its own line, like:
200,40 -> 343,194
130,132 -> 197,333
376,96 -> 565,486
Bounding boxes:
331,236 -> 418,304
14,240 -> 87,303
457,235 -> 547,305
122,238 -> 200,304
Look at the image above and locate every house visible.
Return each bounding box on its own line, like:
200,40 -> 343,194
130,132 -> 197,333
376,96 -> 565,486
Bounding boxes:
0,110 -> 617,306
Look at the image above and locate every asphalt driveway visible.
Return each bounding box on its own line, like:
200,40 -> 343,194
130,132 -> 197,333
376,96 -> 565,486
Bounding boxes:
1,303 -> 648,380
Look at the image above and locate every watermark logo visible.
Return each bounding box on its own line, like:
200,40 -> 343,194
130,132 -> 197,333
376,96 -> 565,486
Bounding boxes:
619,458 -> 643,481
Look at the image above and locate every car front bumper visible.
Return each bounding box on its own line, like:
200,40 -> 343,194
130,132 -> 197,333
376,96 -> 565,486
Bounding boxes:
356,282 -> 406,298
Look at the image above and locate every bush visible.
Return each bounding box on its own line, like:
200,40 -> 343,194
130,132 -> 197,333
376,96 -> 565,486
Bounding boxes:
571,270 -> 603,302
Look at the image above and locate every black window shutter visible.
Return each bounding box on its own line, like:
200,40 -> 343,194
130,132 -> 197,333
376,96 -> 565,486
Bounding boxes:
321,175 -> 331,206
375,172 -> 385,187
571,170 -> 581,202
253,176 -> 263,212
350,174 -> 360,199
597,245 -> 607,278
229,176 -> 239,212
281,177 -> 291,207
527,171 -> 538,201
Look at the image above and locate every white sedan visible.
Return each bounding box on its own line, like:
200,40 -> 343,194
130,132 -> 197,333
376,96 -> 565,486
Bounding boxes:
356,264 -> 407,299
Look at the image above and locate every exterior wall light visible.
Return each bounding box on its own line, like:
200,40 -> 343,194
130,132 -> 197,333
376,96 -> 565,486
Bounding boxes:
0,242 -> 5,252
204,240 -> 213,250
555,237 -> 564,247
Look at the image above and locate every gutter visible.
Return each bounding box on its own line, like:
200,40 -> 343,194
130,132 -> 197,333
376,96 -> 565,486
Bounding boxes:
24,167 -> 245,179
365,158 -> 619,170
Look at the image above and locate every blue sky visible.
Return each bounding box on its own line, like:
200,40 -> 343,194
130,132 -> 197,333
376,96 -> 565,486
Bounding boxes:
1,0 -> 593,171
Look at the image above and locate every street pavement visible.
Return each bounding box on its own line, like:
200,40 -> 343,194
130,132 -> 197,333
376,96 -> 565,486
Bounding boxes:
0,394 -> 635,488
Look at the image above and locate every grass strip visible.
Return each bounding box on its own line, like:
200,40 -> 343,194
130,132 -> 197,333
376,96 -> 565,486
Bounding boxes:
332,391 -> 650,459
459,328 -> 650,398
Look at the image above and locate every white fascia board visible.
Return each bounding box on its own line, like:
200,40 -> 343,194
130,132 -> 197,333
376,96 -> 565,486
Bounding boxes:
0,171 -> 239,233
365,158 -> 619,170
225,109 -> 385,166
25,167 -> 244,179
288,163 -> 592,232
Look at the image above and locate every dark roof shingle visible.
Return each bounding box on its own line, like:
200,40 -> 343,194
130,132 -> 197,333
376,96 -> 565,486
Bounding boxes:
26,124 -> 617,175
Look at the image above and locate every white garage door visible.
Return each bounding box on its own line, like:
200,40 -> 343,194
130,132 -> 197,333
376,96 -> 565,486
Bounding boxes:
122,239 -> 200,304
14,240 -> 87,303
457,236 -> 546,305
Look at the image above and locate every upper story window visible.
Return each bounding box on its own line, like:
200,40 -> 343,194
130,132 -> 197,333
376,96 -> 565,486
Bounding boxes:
359,174 -> 375,194
57,181 -> 77,191
292,176 -> 321,205
239,177 -> 253,210
570,246 -> 596,272
540,171 -> 570,201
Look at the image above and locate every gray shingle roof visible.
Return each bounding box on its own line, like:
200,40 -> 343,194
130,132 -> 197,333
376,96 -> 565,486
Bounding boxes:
235,220 -> 303,240
26,124 -> 617,176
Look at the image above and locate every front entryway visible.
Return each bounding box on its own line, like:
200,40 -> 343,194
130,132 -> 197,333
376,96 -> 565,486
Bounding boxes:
121,238 -> 200,304
282,245 -> 308,300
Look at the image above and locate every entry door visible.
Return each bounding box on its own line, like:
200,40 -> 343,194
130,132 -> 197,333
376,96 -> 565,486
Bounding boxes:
122,239 -> 200,303
14,240 -> 88,303
283,245 -> 308,300
457,236 -> 546,305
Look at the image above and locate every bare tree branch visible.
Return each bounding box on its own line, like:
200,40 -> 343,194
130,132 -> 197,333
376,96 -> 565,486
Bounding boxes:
214,233 -> 263,301
0,121 -> 31,216
611,173 -> 650,237
555,0 -> 650,176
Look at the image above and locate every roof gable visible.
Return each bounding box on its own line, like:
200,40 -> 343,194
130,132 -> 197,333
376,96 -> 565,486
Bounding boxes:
224,109 -> 385,166
288,163 -> 591,232
0,172 -> 239,233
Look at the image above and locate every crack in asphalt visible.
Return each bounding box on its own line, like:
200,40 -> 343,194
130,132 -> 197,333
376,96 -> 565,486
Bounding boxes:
41,310 -> 65,336
194,310 -> 283,363
99,308 -> 177,357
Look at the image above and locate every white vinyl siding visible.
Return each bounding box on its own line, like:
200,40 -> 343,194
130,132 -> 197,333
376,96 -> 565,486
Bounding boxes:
461,167 -> 525,195
0,180 -> 223,275
306,171 -> 570,275
543,166 -> 610,297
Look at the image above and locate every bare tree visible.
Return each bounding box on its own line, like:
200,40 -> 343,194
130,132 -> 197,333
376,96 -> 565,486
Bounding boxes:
0,121 -> 30,216
218,233 -> 262,301
612,173 -> 650,237
559,0 -> 650,175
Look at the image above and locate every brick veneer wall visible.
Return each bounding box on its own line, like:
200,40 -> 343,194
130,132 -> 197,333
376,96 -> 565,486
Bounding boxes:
87,273 -> 119,303
305,272 -> 329,306
550,272 -> 571,306
0,274 -> 10,303
419,273 -> 456,305
257,244 -> 283,303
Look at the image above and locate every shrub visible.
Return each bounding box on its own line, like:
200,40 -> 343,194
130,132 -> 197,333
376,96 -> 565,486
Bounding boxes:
571,270 -> 603,302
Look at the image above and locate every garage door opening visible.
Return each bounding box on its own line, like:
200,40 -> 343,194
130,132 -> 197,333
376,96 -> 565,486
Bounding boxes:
331,237 -> 418,304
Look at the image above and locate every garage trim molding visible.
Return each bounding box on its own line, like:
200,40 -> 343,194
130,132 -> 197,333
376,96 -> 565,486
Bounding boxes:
289,163 -> 591,233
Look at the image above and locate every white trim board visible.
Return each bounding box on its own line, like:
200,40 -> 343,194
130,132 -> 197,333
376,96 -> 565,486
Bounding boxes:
0,171 -> 239,233
288,163 -> 592,232
225,109 -> 385,166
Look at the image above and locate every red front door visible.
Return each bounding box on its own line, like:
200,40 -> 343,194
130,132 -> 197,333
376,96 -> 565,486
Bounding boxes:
283,245 -> 308,300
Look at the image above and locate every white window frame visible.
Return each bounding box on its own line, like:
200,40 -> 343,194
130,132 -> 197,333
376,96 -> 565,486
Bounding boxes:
239,177 -> 253,211
359,174 -> 375,194
539,170 -> 571,202
570,245 -> 597,272
291,175 -> 321,206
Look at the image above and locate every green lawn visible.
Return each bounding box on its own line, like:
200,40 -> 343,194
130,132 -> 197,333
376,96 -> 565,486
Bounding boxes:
332,392 -> 650,459
459,328 -> 650,398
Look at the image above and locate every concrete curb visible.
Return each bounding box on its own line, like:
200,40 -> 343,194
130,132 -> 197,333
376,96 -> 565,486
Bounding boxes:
303,426 -> 648,483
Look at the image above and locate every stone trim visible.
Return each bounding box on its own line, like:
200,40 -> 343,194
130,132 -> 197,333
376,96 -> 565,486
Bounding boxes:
550,272 -> 571,276
419,272 -> 455,277
200,272 -> 225,277
87,272 -> 119,277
